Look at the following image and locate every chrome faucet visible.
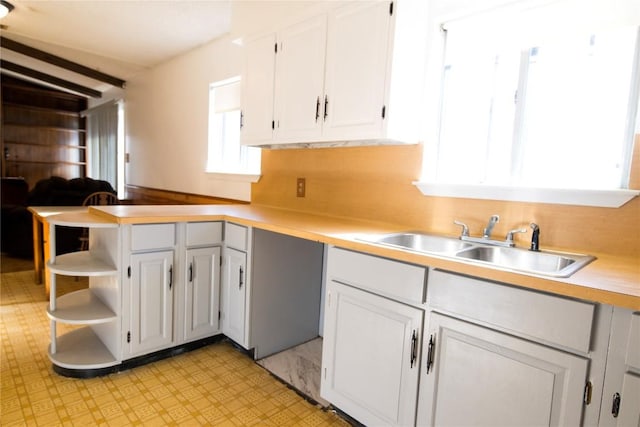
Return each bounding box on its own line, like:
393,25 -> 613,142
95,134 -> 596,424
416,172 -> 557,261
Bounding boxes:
453,214 -> 527,248
483,215 -> 500,239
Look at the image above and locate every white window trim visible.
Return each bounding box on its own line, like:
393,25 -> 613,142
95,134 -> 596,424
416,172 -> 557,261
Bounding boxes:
205,171 -> 261,183
413,181 -> 639,208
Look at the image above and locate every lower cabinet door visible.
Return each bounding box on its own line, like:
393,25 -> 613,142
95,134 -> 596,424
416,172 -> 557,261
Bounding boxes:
184,246 -> 221,341
130,250 -> 174,356
221,247 -> 247,346
321,280 -> 423,426
417,312 -> 589,427
616,372 -> 640,425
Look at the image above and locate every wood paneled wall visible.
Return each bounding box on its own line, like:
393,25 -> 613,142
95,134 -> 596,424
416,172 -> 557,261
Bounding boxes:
1,76 -> 87,188
252,138 -> 640,257
125,185 -> 247,205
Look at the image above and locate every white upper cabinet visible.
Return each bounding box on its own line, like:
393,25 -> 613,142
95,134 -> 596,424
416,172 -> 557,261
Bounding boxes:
240,33 -> 277,145
322,1 -> 391,140
241,0 -> 428,147
273,14 -> 327,142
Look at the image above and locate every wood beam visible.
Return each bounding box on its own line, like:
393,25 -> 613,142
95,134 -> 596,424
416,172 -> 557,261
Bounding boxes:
0,37 -> 126,88
0,60 -> 102,98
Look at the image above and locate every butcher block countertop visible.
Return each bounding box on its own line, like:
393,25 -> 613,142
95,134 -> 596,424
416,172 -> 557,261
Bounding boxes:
87,204 -> 640,310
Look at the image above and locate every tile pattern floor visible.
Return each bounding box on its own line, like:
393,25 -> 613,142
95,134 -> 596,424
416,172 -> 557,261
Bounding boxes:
0,256 -> 349,426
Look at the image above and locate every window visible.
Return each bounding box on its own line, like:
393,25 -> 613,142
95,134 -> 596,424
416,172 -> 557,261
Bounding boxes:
207,77 -> 260,176
418,1 -> 640,207
84,100 -> 125,197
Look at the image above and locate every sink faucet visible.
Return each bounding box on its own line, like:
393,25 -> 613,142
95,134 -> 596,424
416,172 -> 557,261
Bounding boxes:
483,215 -> 500,239
454,215 -> 527,248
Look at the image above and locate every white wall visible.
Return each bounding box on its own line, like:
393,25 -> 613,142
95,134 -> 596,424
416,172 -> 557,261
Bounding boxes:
123,1 -> 330,201
124,33 -> 245,199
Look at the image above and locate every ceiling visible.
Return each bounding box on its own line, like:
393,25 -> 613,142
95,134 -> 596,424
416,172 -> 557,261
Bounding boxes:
0,0 -> 233,97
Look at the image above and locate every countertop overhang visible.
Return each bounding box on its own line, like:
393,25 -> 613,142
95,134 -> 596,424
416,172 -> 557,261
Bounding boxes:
84,204 -> 640,310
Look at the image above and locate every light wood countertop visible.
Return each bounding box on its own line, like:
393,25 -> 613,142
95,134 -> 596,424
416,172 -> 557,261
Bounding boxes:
87,204 -> 640,310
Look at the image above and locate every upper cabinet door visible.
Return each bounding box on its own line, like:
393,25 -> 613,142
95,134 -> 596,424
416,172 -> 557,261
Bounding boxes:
273,15 -> 327,143
322,1 -> 391,140
241,33 -> 276,145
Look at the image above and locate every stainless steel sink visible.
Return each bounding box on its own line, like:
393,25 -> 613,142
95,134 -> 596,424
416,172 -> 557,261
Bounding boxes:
455,246 -> 595,277
365,232 -> 473,254
360,231 -> 595,277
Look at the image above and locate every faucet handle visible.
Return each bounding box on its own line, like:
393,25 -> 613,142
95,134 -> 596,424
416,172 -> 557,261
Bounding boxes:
453,220 -> 469,237
505,228 -> 527,245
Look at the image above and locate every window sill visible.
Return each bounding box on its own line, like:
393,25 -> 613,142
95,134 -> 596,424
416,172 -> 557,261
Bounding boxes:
205,171 -> 261,183
413,182 -> 639,208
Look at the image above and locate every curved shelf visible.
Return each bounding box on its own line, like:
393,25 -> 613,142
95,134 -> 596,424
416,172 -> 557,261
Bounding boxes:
48,327 -> 119,370
47,289 -> 117,324
48,252 -> 117,276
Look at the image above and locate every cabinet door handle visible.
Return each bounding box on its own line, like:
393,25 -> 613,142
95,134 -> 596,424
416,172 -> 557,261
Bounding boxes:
169,266 -> 173,290
240,110 -> 244,129
315,96 -> 320,122
410,330 -> 418,368
239,266 -> 244,289
188,263 -> 193,282
426,334 -> 435,374
612,392 -> 621,418
323,95 -> 329,121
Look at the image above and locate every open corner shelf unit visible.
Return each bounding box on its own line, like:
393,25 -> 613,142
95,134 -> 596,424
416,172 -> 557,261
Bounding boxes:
46,212 -> 121,375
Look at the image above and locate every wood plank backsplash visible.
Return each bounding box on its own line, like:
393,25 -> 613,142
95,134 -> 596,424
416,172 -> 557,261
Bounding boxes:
252,137 -> 640,257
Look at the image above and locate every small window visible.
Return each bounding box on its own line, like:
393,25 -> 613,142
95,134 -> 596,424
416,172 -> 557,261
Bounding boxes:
420,1 -> 640,206
207,77 -> 260,175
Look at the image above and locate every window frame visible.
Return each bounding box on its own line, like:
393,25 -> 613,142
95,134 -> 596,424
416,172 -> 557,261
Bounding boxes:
206,76 -> 261,181
415,11 -> 640,208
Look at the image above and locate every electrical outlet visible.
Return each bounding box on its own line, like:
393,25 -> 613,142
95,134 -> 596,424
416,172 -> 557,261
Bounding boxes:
296,178 -> 306,197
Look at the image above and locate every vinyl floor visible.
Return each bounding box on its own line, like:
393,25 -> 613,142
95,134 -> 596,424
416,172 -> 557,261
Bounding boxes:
0,254 -> 349,426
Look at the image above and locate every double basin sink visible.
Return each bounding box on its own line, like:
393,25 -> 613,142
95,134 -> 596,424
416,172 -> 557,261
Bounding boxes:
360,232 -> 595,278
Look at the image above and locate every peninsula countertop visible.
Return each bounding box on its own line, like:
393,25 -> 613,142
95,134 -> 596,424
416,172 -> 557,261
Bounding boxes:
84,204 -> 640,310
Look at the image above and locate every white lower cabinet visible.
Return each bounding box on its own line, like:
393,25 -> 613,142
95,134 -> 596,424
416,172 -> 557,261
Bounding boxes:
322,280 -> 423,426
418,312 -> 589,426
221,247 -> 247,346
129,250 -> 174,356
417,269 -> 600,427
615,374 -> 640,425
599,309 -> 640,426
321,246 -> 426,426
183,246 -> 221,342
124,221 -> 224,359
